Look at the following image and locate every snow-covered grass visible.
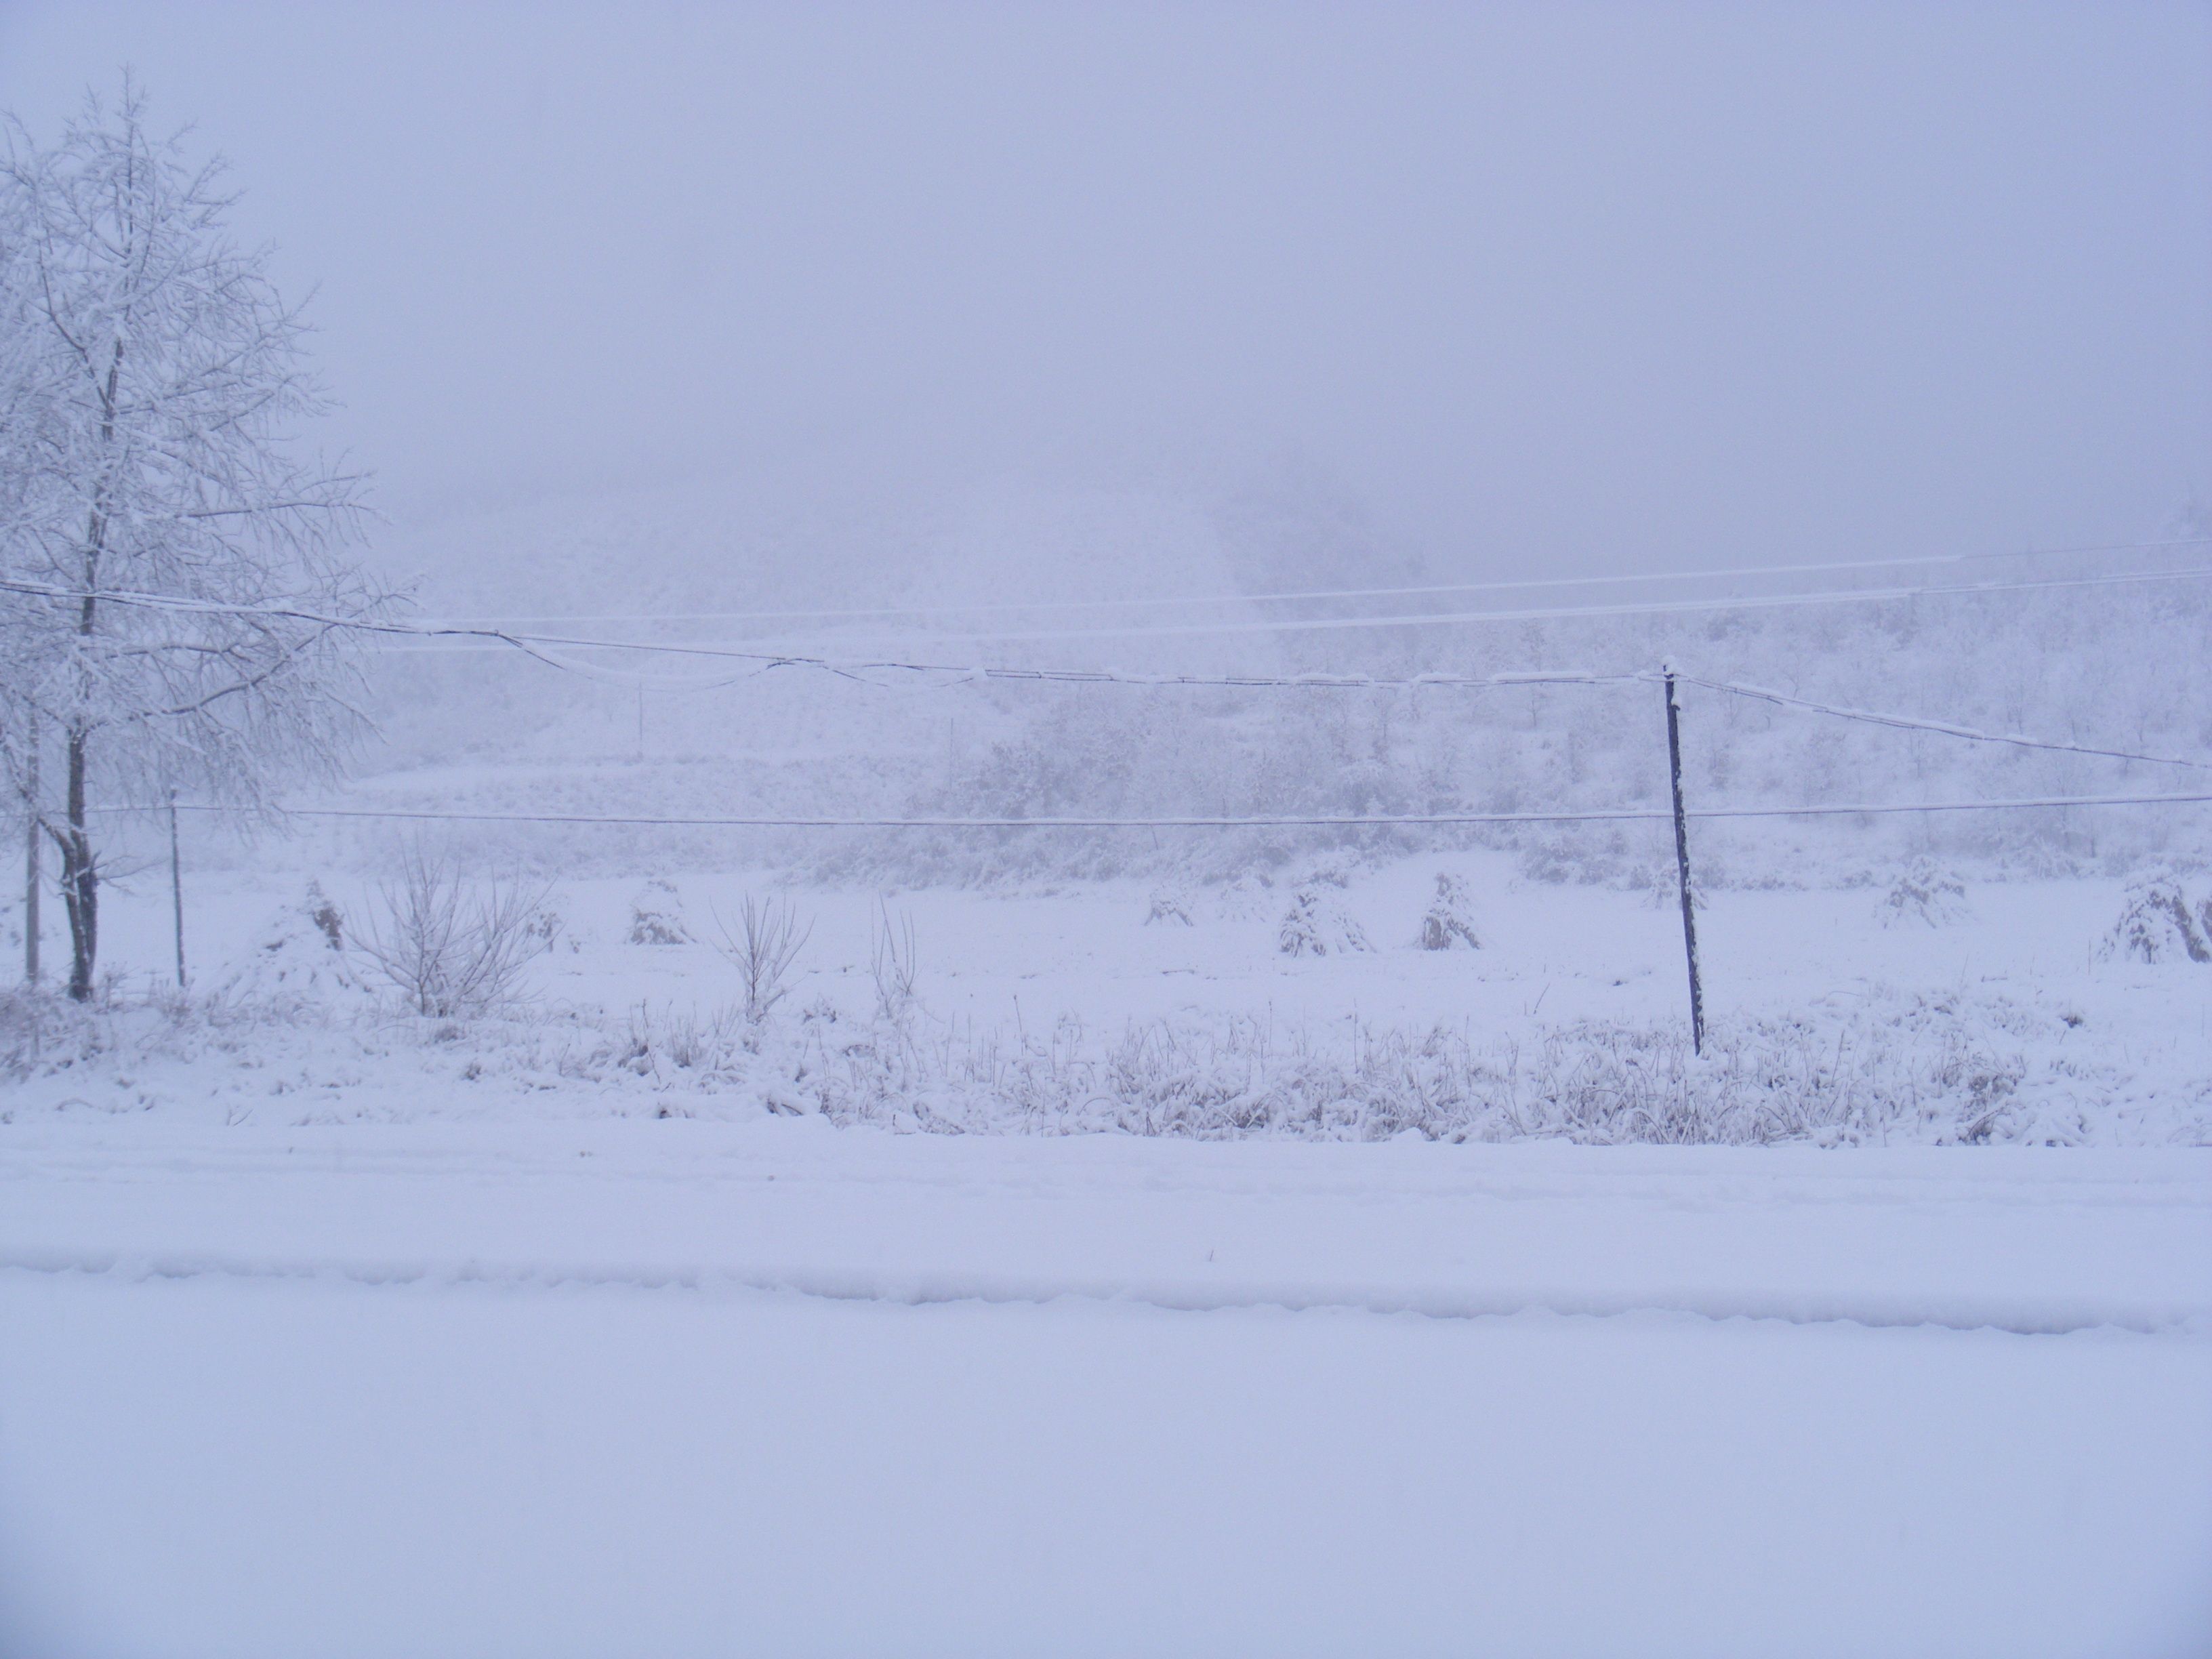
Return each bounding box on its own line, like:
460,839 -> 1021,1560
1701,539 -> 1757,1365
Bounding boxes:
5,852 -> 2207,1146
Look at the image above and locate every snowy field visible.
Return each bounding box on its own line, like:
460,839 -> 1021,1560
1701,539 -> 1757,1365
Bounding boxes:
8,850 -> 2209,1143
3,1125 -> 2209,1656
5,855 -> 2212,1655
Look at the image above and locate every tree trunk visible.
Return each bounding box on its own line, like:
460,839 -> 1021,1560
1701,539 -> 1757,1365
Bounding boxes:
66,386 -> 110,1003
58,724 -> 96,1002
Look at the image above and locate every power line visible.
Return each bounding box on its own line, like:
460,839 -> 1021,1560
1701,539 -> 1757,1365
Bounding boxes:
0,576 -> 1643,693
774,565 -> 2212,645
405,534 -> 2212,630
93,788 -> 2212,831
359,561 -> 2212,657
12,560 -> 2212,676
12,569 -> 2212,714
1681,675 -> 2212,774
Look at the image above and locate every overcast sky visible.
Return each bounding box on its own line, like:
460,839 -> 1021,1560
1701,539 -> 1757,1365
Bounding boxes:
2,1 -> 2207,579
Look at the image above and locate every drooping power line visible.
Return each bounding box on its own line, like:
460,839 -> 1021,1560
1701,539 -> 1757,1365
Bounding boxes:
9,559 -> 2210,679
403,534 -> 2212,630
1680,675 -> 2212,774
88,787 -> 2212,831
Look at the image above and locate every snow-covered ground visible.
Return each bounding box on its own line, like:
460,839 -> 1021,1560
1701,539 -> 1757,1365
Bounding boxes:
3,1124 -> 2208,1656
5,853 -> 2212,1652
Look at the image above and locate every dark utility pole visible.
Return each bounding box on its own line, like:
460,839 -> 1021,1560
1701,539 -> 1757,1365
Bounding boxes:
1662,667 -> 1705,1055
167,791 -> 186,989
22,720 -> 38,987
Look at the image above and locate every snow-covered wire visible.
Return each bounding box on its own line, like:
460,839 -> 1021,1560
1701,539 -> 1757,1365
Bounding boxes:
0,575 -> 1640,692
88,787 -> 2212,830
9,560 -> 2211,679
1678,675 -> 2212,774
404,534 -> 2212,630
763,564 -> 2212,645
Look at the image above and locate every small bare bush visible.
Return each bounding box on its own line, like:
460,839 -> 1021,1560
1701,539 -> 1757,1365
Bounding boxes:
354,849 -> 552,1018
871,902 -> 920,1022
712,894 -> 813,1023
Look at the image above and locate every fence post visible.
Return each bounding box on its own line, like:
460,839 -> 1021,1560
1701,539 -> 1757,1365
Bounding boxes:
1662,667 -> 1705,1054
168,790 -> 186,989
23,718 -> 39,987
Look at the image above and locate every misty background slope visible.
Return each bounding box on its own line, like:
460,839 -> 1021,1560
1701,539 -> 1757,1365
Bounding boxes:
3,2 -> 2206,884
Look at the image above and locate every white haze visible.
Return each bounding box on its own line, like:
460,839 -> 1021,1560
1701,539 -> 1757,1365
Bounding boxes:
2,0 -> 2207,599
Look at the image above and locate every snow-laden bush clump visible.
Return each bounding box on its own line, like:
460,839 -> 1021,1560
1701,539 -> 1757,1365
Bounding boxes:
1145,891 -> 1195,926
1278,885 -> 1371,956
1618,859 -> 1702,912
1418,872 -> 1480,949
628,878 -> 692,945
2099,871 -> 2212,964
220,882 -> 369,1008
1214,873 -> 1276,920
1878,859 -> 1971,928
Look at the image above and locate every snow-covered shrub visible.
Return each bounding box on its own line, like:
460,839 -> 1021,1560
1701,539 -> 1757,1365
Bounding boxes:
525,905 -> 566,954
0,986 -> 108,1080
764,990 -> 2091,1147
1878,859 -> 1971,928
1278,886 -> 1372,956
628,878 -> 692,945
1622,859 -> 1704,912
611,1003 -> 752,1084
305,882 -> 345,950
1214,872 -> 1276,920
2099,872 -> 2212,964
1145,891 -> 1195,926
355,851 -> 554,1017
1418,872 -> 1480,950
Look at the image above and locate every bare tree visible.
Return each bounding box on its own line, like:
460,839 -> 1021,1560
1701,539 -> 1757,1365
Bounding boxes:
0,78 -> 386,999
712,893 -> 812,1023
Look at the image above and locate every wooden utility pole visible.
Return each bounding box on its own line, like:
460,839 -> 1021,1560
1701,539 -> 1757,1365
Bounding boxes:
1662,667 -> 1705,1054
168,790 -> 186,989
22,720 -> 38,987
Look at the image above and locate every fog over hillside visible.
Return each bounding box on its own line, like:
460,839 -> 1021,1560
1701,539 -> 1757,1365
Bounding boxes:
5,1 -> 2205,586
